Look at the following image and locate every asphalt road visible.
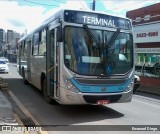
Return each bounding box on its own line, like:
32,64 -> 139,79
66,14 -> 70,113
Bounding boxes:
1,64 -> 160,134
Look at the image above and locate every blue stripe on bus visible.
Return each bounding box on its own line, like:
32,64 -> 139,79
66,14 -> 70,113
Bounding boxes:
70,78 -> 130,93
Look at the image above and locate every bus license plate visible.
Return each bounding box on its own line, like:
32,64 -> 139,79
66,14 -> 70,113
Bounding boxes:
97,100 -> 110,105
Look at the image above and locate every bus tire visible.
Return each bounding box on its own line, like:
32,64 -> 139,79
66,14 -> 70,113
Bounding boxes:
42,78 -> 53,104
22,68 -> 28,84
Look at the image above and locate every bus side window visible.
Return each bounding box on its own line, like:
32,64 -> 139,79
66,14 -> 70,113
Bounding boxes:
32,32 -> 39,55
39,29 -> 46,56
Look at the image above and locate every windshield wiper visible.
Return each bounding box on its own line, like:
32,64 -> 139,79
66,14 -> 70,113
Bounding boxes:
83,24 -> 102,48
107,28 -> 121,48
104,29 -> 121,75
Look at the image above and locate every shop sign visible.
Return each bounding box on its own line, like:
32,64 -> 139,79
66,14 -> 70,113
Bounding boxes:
136,32 -> 158,38
135,48 -> 160,53
133,23 -> 160,43
134,30 -> 160,43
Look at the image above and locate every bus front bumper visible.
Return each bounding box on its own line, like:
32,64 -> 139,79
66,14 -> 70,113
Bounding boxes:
59,87 -> 133,105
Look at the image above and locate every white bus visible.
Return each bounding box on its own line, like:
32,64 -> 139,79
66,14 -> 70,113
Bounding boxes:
18,9 -> 135,105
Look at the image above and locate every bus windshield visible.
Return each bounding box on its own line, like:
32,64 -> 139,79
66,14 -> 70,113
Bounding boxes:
64,26 -> 133,76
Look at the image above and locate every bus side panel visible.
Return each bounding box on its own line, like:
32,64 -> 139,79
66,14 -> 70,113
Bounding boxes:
30,56 -> 46,90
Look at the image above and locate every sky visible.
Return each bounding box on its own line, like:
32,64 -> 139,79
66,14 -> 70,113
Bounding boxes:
0,0 -> 159,34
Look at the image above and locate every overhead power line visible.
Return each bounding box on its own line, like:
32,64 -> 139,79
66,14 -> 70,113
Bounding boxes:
89,0 -> 149,12
53,0 -> 66,4
104,0 -> 149,11
23,0 -> 87,10
23,0 -> 59,7
80,1 -> 87,10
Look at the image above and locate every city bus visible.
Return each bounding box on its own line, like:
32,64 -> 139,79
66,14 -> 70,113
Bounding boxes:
18,9 -> 134,105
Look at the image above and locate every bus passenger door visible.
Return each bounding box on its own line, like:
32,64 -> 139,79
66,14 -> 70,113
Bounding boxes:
46,27 -> 60,101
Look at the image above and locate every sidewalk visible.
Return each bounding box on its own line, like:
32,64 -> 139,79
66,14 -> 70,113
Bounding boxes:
0,77 -> 45,134
0,77 -> 23,134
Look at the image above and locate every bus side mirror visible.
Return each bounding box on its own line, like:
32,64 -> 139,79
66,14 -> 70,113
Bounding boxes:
57,26 -> 62,42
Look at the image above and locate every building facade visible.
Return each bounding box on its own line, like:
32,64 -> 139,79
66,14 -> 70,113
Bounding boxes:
0,28 -> 5,56
126,3 -> 160,91
0,29 -> 20,62
127,3 -> 160,78
6,30 -> 20,62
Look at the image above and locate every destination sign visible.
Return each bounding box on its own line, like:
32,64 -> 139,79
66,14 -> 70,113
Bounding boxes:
64,10 -> 132,30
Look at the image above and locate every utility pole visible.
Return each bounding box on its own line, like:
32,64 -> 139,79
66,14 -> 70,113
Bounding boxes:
93,0 -> 95,11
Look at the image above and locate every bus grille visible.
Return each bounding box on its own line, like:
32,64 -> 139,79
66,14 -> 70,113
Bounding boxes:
83,95 -> 122,104
75,78 -> 126,85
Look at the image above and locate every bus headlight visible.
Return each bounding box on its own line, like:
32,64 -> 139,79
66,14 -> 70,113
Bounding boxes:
125,79 -> 134,92
64,77 -> 79,93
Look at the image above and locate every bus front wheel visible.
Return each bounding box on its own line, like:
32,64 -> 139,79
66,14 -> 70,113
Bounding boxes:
42,78 -> 53,104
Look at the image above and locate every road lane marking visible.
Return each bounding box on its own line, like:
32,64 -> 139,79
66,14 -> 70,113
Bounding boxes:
133,99 -> 160,109
134,94 -> 160,103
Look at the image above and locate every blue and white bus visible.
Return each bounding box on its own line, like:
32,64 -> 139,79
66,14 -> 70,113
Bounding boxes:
18,9 -> 134,105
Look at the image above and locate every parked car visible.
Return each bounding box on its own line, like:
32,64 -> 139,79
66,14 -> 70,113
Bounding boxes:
133,75 -> 140,93
0,60 -> 9,73
0,57 -> 9,64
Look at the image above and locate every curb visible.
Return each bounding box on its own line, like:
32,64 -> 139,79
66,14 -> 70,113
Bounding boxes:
137,85 -> 160,95
0,77 -> 48,134
7,90 -> 48,134
0,78 -> 9,91
13,113 -> 30,134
